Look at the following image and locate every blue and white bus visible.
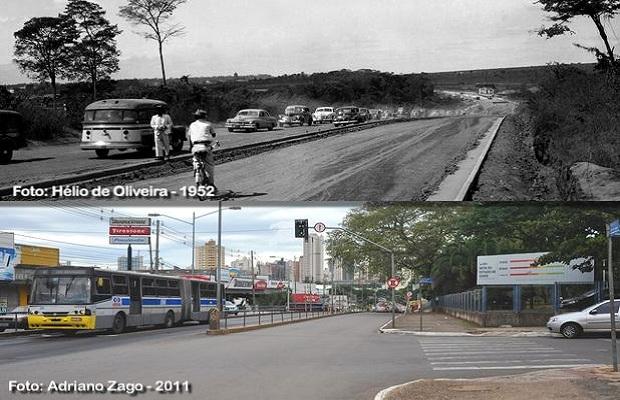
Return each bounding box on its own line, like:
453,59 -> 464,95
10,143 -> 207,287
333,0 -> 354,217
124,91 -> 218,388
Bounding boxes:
28,267 -> 222,334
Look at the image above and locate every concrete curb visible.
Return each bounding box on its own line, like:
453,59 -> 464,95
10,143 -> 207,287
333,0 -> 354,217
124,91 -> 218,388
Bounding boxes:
378,328 -> 553,337
207,312 -> 352,335
0,330 -> 49,338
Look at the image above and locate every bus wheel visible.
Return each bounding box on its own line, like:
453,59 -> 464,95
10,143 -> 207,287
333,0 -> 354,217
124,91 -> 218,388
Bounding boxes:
164,311 -> 175,328
112,313 -> 126,334
95,149 -> 109,158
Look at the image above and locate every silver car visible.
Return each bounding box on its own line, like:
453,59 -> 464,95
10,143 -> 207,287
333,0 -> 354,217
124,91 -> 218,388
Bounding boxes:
547,300 -> 619,338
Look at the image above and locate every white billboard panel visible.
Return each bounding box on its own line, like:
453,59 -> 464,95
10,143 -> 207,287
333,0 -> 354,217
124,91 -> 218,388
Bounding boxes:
0,232 -> 15,282
109,236 -> 151,245
477,252 -> 594,285
109,217 -> 151,226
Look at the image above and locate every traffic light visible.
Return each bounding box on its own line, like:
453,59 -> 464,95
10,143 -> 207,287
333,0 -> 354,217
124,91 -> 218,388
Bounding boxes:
295,219 -> 308,239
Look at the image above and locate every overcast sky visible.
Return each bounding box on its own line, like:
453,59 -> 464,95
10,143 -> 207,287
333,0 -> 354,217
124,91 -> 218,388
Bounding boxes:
1,204 -> 356,269
0,0 -> 616,84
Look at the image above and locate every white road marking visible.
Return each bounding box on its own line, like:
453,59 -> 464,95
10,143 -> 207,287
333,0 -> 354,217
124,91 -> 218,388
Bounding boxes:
430,358 -> 592,365
433,364 -> 599,371
427,353 -> 577,361
423,350 -> 563,356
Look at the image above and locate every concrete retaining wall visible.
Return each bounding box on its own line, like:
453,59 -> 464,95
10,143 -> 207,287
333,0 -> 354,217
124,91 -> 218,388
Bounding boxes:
440,308 -> 553,327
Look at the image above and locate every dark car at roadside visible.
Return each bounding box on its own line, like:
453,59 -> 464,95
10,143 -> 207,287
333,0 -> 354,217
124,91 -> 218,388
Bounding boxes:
333,106 -> 364,127
0,110 -> 27,163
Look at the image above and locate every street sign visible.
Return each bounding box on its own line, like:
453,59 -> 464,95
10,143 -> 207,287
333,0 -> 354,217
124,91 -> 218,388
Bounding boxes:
314,222 -> 326,233
109,236 -> 150,245
610,220 -> 620,237
109,226 -> 151,236
419,277 -> 433,285
387,277 -> 400,289
109,217 -> 151,227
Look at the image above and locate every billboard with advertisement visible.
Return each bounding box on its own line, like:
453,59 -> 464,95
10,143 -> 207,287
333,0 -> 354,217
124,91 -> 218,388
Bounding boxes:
16,245 -> 59,266
0,232 -> 15,282
477,252 -> 594,285
291,293 -> 321,303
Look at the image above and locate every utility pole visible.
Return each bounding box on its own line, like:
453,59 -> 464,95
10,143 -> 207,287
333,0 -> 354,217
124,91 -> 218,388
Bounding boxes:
607,223 -> 618,372
127,244 -> 132,271
251,250 -> 256,309
154,220 -> 160,270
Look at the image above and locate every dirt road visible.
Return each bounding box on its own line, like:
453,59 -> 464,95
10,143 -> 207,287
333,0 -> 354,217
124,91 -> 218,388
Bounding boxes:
138,116 -> 497,201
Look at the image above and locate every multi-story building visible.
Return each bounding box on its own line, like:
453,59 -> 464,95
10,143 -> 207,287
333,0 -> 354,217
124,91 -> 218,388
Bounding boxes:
117,256 -> 145,271
195,240 -> 225,271
302,234 -> 323,282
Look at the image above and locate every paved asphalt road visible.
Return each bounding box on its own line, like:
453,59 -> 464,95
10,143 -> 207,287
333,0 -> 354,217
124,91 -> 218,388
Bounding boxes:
138,116 -> 497,201
2,313 -> 617,400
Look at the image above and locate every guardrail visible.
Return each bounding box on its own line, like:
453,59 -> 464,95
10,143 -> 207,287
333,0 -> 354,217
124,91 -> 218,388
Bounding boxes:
220,307 -> 358,330
0,312 -> 28,333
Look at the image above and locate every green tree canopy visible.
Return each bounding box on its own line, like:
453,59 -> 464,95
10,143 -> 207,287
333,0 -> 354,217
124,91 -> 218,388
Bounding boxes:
65,0 -> 122,100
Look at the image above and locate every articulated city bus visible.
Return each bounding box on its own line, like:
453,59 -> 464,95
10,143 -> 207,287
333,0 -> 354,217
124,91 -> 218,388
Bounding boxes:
27,267 -> 222,334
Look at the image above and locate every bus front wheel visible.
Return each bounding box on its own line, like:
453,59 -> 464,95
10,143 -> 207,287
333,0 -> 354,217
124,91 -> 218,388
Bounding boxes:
164,311 -> 175,328
112,313 -> 126,334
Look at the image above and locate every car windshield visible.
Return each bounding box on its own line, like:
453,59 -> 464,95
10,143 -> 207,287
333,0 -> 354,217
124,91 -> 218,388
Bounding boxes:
338,108 -> 355,113
31,276 -> 91,305
317,108 -> 332,112
84,110 -> 139,123
285,107 -> 304,115
237,110 -> 259,117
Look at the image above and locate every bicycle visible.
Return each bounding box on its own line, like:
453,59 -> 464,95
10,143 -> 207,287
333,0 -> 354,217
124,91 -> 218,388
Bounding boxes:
192,140 -> 220,188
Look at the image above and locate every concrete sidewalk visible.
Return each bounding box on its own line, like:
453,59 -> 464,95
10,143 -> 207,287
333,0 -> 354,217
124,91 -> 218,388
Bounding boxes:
380,312 -> 551,337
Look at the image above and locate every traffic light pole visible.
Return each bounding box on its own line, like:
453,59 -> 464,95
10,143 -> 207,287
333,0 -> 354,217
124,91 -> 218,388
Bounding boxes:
326,226 -> 396,328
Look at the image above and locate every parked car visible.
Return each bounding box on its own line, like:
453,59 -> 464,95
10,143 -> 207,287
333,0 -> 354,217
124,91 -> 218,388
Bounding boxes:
224,301 -> 239,315
312,107 -> 335,124
333,106 -> 364,127
278,105 -> 312,127
226,109 -> 277,132
547,300 -> 619,338
0,306 -> 29,331
358,108 -> 371,122
0,110 -> 27,163
368,109 -> 382,120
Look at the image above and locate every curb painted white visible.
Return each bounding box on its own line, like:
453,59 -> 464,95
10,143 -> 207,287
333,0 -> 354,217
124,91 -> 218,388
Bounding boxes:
428,115 -> 507,201
378,328 -> 553,338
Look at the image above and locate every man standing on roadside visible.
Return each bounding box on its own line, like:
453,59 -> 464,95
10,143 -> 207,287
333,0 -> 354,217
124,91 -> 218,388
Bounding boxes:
150,105 -> 173,160
188,109 -> 217,189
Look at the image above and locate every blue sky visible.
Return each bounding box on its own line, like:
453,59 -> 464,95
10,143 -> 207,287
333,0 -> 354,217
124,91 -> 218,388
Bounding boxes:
1,204 -> 356,268
0,0 -> 615,84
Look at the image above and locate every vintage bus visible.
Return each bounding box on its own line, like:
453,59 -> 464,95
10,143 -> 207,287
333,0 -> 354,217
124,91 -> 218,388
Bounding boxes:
27,267 -> 222,334
80,99 -> 186,158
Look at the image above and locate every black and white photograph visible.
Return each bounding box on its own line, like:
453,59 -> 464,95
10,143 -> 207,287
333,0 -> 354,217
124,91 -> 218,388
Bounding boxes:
0,0 -> 619,201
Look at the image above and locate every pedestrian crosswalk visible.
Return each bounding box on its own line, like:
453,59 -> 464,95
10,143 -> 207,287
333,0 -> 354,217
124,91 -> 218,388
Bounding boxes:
418,338 -> 598,371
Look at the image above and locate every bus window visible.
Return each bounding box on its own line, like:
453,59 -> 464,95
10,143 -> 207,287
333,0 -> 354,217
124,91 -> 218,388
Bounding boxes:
142,278 -> 156,296
168,280 -> 180,297
112,275 -> 129,295
95,277 -> 111,294
200,283 -> 216,298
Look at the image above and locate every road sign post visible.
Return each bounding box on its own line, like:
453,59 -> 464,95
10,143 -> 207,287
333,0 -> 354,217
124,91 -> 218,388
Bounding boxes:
607,222 -> 618,372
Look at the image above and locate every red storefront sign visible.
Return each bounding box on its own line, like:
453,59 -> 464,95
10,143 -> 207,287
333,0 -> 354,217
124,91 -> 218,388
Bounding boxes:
254,280 -> 268,290
291,293 -> 321,303
109,226 -> 151,236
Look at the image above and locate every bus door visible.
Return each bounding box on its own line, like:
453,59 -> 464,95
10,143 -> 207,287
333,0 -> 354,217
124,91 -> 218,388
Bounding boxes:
129,277 -> 142,315
192,282 -> 200,312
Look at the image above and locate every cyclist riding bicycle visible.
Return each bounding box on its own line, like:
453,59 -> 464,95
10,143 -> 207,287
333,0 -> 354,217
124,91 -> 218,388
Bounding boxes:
188,109 -> 217,190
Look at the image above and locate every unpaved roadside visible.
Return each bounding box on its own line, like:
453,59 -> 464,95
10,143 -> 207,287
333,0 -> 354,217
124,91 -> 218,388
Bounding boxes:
377,367 -> 620,400
471,106 -> 560,200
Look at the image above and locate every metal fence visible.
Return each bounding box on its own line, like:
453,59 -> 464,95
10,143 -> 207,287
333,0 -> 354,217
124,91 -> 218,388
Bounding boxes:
221,306 -> 353,329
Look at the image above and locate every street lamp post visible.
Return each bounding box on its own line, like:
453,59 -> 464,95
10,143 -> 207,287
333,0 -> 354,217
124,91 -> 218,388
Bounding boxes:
149,206 -> 241,274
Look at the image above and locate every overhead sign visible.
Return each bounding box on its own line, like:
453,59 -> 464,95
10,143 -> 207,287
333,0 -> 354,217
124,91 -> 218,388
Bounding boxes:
387,277 -> 400,289
109,236 -> 151,245
109,226 -> 151,236
419,277 -> 433,285
109,217 -> 151,226
610,220 -> 620,237
314,222 -> 326,233
477,253 -> 595,285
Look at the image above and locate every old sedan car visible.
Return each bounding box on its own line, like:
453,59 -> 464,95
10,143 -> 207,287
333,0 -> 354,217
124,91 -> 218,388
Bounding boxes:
278,105 -> 312,127
358,108 -> 371,122
333,106 -> 364,127
312,107 -> 335,124
547,300 -> 619,338
369,109 -> 382,120
0,110 -> 27,163
226,109 -> 277,132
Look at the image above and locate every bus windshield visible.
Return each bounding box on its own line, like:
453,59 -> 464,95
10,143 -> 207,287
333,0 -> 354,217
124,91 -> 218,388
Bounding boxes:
83,110 -> 140,123
31,276 -> 91,305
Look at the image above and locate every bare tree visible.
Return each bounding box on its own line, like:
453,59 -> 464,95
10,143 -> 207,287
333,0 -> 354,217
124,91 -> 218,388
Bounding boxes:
118,0 -> 188,86
536,0 -> 620,70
